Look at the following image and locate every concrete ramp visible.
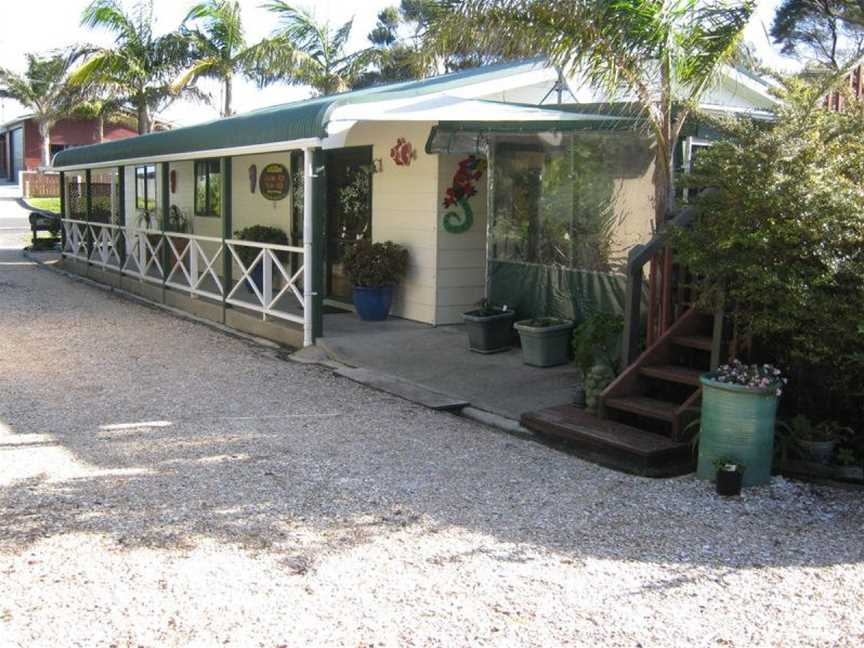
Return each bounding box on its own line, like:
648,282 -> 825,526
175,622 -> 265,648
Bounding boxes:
334,367 -> 469,412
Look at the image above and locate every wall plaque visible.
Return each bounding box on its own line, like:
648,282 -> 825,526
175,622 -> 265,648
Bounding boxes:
259,163 -> 290,201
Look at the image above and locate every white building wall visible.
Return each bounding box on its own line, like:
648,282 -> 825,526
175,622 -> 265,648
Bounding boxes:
343,121 -> 439,324
435,153 -> 488,324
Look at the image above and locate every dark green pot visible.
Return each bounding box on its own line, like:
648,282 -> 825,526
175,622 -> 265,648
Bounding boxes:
697,376 -> 780,487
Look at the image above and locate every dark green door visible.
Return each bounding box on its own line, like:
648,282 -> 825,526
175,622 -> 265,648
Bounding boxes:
325,146 -> 373,302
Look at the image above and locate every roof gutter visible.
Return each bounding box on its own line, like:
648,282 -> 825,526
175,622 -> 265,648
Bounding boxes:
51,136 -> 323,172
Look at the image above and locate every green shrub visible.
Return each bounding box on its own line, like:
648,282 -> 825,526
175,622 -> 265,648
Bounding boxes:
342,240 -> 409,288
572,311 -> 623,378
672,78 -> 864,421
233,225 -> 290,267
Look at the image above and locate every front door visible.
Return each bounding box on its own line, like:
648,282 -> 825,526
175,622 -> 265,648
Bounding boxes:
325,146 -> 373,301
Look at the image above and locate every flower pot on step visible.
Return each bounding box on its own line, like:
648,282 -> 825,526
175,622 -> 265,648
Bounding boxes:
514,318 -> 574,367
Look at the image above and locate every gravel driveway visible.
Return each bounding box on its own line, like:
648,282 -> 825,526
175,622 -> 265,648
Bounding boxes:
0,248 -> 862,647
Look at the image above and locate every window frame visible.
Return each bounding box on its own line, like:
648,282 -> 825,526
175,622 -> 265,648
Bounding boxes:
194,159 -> 222,217
135,164 -> 156,212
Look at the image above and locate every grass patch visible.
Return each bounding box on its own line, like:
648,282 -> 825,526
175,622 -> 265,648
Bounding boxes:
28,197 -> 61,213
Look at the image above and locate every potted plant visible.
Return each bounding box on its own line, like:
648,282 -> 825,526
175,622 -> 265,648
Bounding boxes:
777,416 -> 853,465
461,299 -> 515,353
343,239 -> 409,321
572,312 -> 623,409
233,225 -> 290,293
166,205 -> 191,267
714,458 -> 745,497
697,360 -> 786,487
513,317 -> 574,367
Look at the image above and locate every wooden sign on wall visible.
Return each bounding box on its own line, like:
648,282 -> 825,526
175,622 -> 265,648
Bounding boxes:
259,163 -> 290,201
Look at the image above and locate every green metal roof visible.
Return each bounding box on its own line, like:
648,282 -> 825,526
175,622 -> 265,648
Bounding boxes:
53,59 -> 548,169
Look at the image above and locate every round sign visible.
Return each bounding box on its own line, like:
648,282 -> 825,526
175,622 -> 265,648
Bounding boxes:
259,163 -> 290,201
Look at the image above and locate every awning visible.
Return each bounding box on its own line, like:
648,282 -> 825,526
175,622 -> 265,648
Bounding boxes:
52,59 -> 553,170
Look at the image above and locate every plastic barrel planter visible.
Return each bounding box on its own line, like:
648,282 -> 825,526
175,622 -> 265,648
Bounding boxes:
514,318 -> 574,367
697,375 -> 780,487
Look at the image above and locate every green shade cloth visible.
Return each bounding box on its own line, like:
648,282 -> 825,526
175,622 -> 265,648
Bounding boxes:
487,259 -> 633,324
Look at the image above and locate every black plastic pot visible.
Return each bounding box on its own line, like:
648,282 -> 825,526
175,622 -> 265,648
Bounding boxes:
462,309 -> 515,353
716,467 -> 743,496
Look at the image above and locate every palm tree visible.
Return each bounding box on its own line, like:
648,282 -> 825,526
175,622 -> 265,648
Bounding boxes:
72,0 -> 192,134
174,0 -> 262,117
426,0 -> 756,223
0,49 -> 88,167
261,2 -> 378,95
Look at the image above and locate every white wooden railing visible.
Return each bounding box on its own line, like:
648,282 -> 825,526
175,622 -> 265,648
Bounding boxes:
60,219 -> 305,326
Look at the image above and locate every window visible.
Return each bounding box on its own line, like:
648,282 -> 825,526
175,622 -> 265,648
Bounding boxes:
195,159 -> 221,216
135,165 -> 156,211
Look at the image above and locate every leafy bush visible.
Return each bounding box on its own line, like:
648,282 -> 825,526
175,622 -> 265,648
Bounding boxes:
342,240 -> 409,288
672,78 -> 864,421
572,311 -> 623,378
233,225 -> 290,267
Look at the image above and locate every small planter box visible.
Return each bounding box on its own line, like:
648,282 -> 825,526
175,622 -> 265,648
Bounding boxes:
697,376 -> 779,488
514,318 -> 574,367
462,309 -> 515,353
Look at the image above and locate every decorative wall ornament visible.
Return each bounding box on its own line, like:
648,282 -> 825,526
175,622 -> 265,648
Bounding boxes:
169,169 -> 177,194
390,137 -> 417,166
442,155 -> 487,234
259,163 -> 290,201
248,164 -> 257,193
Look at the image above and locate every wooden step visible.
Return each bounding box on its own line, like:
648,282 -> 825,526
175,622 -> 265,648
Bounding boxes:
521,405 -> 693,477
671,335 -> 713,351
604,395 -> 679,422
640,364 -> 704,386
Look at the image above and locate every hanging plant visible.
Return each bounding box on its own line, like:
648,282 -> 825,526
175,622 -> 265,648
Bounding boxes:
442,155 -> 487,234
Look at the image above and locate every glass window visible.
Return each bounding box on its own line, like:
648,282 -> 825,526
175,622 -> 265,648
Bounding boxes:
490,131 -> 654,274
194,159 -> 221,217
135,165 -> 156,211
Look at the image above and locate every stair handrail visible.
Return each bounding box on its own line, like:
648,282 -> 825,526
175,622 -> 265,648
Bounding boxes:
621,205 -> 698,365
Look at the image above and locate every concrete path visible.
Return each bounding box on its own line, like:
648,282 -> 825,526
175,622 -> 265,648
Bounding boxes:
1,199 -> 863,647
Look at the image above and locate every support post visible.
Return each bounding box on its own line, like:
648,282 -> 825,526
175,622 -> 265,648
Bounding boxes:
117,166 -> 126,268
160,163 -> 170,288
621,245 -> 644,366
84,169 -> 93,262
221,156 -> 233,323
59,171 -> 66,252
306,147 -> 326,343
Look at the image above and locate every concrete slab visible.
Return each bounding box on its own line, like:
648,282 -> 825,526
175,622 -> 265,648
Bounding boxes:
318,312 -> 580,421
334,366 -> 469,412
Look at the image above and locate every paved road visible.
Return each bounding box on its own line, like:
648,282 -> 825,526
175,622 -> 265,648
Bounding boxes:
0,182 -> 29,250
0,195 -> 862,647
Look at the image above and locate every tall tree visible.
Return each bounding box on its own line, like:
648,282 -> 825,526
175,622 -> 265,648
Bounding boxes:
426,0 -> 755,224
261,2 -> 378,95
0,49 -> 88,167
354,6 -> 427,87
174,0 -> 262,117
772,0 -> 864,69
72,0 -> 192,134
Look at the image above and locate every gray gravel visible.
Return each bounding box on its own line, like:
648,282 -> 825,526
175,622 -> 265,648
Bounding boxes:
0,249 -> 863,647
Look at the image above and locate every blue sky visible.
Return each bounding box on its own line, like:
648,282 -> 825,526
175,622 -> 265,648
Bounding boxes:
0,0 -> 796,127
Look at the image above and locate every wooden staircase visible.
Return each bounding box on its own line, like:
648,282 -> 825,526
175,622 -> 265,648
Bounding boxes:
520,207 -> 729,477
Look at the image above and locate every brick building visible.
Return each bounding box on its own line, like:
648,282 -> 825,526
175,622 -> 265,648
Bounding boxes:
0,114 -> 149,182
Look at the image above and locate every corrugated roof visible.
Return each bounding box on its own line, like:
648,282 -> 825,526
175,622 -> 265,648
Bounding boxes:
52,59 -> 548,169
